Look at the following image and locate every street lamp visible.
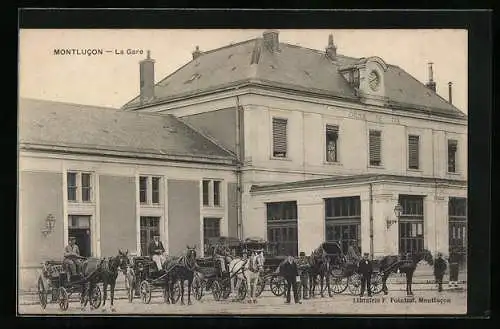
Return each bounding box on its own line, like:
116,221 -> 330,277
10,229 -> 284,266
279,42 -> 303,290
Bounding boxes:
386,203 -> 402,230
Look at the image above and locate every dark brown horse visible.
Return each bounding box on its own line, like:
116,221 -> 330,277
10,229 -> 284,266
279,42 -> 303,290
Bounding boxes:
308,249 -> 331,298
80,249 -> 130,311
163,246 -> 198,305
378,249 -> 434,296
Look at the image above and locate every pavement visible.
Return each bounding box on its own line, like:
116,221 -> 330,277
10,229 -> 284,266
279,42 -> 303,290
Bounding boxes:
18,286 -> 466,315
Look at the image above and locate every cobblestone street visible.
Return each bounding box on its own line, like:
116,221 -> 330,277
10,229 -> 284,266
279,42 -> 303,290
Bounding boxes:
19,287 -> 466,315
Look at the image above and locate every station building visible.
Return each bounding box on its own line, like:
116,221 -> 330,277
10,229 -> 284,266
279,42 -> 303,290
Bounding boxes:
19,30 -> 467,287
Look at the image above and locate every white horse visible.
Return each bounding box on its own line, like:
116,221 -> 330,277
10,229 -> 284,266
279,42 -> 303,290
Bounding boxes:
228,251 -> 265,303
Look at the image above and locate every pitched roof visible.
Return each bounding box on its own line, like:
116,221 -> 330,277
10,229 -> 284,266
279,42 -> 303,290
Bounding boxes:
122,36 -> 466,119
19,98 -> 236,164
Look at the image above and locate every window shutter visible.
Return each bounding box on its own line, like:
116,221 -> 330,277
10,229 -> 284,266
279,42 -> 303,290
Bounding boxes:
408,135 -> 420,169
272,118 -> 287,157
448,139 -> 457,152
326,124 -> 339,136
369,130 -> 382,165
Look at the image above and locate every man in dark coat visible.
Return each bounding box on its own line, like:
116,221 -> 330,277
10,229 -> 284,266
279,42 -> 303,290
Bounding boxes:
448,248 -> 460,288
358,252 -> 373,297
434,252 -> 447,292
279,256 -> 302,304
148,234 -> 165,271
297,252 -> 310,300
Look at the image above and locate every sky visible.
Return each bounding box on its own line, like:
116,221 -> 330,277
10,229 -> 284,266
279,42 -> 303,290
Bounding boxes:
19,29 -> 467,113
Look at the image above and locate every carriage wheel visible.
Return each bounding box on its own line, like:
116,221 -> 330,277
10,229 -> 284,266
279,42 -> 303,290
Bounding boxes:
192,277 -> 204,301
211,280 -> 222,301
140,281 -> 152,304
255,276 -> 266,297
237,280 -> 247,301
58,287 -> 69,311
329,274 -> 348,295
269,276 -> 286,296
90,285 -> 102,309
37,276 -> 47,309
125,276 -> 134,303
347,273 -> 362,296
171,281 -> 181,304
370,272 -> 383,295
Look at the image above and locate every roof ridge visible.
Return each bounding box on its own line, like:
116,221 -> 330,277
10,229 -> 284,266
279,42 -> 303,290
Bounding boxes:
20,97 -> 118,111
122,38 -> 259,110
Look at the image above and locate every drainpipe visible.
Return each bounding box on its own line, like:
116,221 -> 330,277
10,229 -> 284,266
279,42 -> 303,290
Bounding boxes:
235,92 -> 243,240
369,182 -> 374,259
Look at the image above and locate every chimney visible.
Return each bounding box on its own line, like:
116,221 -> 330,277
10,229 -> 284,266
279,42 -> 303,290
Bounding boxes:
325,34 -> 337,60
425,62 -> 436,92
263,30 -> 279,52
448,82 -> 453,104
139,50 -> 155,104
192,45 -> 202,60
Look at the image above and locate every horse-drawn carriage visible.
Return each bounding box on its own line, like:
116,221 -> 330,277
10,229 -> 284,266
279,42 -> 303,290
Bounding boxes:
125,255 -> 181,304
325,242 -> 383,296
37,260 -> 102,311
193,236 -> 272,302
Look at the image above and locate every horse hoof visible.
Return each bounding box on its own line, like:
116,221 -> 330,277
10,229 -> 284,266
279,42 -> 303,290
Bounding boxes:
188,301 -> 192,306
111,308 -> 116,312
180,301 -> 185,306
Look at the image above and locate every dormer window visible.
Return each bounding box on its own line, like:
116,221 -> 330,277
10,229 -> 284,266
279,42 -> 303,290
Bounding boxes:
340,68 -> 360,89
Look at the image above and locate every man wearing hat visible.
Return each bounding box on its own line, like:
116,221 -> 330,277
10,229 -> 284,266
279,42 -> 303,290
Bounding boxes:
433,252 -> 447,292
297,251 -> 310,300
63,236 -> 81,282
357,252 -> 373,297
148,234 -> 165,271
278,256 -> 302,304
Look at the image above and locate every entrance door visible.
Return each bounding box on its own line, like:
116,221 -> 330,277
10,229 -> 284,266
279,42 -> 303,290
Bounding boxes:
68,215 -> 92,257
140,217 -> 160,256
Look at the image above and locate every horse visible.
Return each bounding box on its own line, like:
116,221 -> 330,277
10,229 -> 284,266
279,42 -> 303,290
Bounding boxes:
228,250 -> 265,303
308,248 -> 332,298
163,245 -> 198,305
80,249 -> 130,312
378,249 -> 434,296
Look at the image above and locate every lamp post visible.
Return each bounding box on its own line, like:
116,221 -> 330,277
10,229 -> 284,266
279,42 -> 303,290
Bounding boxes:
41,214 -> 56,237
386,203 -> 402,230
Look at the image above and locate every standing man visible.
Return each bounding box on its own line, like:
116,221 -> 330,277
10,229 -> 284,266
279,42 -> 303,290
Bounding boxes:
358,252 -> 373,297
279,256 -> 301,304
448,248 -> 460,289
63,236 -> 81,283
297,252 -> 310,300
434,252 -> 447,292
148,234 -> 165,271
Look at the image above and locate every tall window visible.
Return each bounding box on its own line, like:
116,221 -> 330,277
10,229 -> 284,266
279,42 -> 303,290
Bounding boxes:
139,176 -> 162,205
152,177 -> 161,204
202,180 -> 223,207
203,217 -> 221,255
408,135 -> 420,170
267,201 -> 298,256
272,117 -> 287,158
369,130 -> 382,166
67,172 -> 93,203
326,125 -> 339,162
398,195 -> 425,254
202,180 -> 210,206
448,139 -> 458,173
213,181 -> 221,206
140,216 -> 160,256
324,196 -> 361,253
139,176 -> 148,204
449,197 -> 467,266
67,172 -> 77,201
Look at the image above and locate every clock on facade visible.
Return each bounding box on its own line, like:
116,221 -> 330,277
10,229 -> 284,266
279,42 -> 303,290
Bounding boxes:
368,70 -> 380,91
